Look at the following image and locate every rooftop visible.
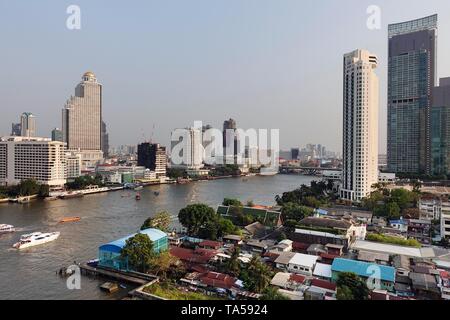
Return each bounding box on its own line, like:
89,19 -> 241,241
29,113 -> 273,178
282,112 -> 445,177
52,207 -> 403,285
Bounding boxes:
331,258 -> 396,283
99,228 -> 167,253
288,253 -> 319,268
352,240 -> 435,258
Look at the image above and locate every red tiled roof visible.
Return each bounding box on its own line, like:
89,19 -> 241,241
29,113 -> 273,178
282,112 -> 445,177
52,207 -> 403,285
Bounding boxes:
290,274 -> 306,284
200,272 -> 237,289
310,279 -> 336,291
170,247 -> 216,264
198,240 -> 222,249
319,253 -> 340,260
292,242 -> 310,251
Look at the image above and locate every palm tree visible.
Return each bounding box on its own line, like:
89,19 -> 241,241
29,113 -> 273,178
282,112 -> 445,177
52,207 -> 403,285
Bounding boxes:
226,247 -> 241,277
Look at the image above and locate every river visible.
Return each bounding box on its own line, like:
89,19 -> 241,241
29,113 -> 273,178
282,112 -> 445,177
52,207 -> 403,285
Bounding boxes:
0,174 -> 314,300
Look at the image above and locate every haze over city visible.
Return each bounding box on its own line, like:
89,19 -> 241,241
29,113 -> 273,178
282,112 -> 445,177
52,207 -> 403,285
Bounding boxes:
2,0 -> 450,152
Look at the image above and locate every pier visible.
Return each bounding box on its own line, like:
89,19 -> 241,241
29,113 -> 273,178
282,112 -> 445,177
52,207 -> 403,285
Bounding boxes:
79,263 -> 157,286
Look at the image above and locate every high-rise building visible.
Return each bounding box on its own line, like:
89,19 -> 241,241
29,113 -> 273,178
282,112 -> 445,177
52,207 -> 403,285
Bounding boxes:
223,118 -> 237,163
387,14 -> 438,174
62,72 -> 103,168
291,148 -> 300,160
341,49 -> 379,202
137,143 -> 167,178
66,151 -> 82,180
101,121 -> 109,158
171,127 -> 204,170
0,136 -> 66,187
20,112 -> 36,137
11,123 -> 21,136
51,128 -> 63,142
431,78 -> 450,176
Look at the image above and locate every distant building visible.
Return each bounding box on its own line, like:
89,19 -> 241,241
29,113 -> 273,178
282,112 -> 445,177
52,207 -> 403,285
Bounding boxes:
171,127 -> 204,170
62,71 -> 103,168
101,121 -> 109,158
66,152 -> 82,180
51,128 -> 63,142
387,15 -> 438,174
223,118 -> 237,164
20,112 -> 36,137
137,143 -> 167,178
431,78 -> 450,175
341,49 -> 379,202
0,136 -> 66,187
11,123 -> 21,136
291,148 -> 300,160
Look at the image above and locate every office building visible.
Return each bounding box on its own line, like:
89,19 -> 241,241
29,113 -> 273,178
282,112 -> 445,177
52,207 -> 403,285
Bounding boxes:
137,143 -> 167,178
51,128 -> 63,142
431,78 -> 450,175
11,123 -> 21,136
20,112 -> 36,137
223,118 -> 237,164
0,136 -> 66,187
387,14 -> 438,174
341,49 -> 379,202
291,148 -> 300,160
101,121 -> 109,158
62,71 -> 103,168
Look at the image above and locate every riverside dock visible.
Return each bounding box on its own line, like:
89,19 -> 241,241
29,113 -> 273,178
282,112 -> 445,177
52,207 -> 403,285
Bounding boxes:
79,263 -> 157,286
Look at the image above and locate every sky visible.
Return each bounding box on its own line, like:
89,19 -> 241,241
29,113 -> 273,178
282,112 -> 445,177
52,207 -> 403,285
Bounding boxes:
1,0 -> 450,153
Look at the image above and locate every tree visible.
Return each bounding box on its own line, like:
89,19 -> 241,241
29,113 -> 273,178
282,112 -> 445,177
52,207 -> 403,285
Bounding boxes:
385,202 -> 401,219
178,204 -> 218,237
246,200 -> 255,207
120,233 -> 155,272
260,286 -> 290,300
223,198 -> 242,207
141,211 -> 172,232
243,256 -> 273,293
148,251 -> 180,279
217,217 -> 238,237
336,272 -> 369,300
226,247 -> 241,277
281,202 -> 313,222
17,179 -> 40,196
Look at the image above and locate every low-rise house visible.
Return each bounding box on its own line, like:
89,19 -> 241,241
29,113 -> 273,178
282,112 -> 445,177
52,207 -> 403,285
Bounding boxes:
372,216 -> 387,228
270,239 -> 293,253
389,219 -> 408,233
331,258 -> 396,292
270,272 -> 307,291
244,222 -> 268,239
292,241 -> 310,254
392,255 -> 411,277
223,234 -> 243,246
407,219 -> 432,245
200,272 -> 239,291
409,272 -> 441,299
325,244 -> 344,256
198,240 -> 222,250
286,253 -> 319,276
307,244 -> 327,256
298,216 -> 367,243
304,279 -> 337,300
317,206 -> 373,224
357,250 -> 390,265
313,262 -> 332,280
245,239 -> 275,253
169,246 -> 217,270
274,252 -> 296,271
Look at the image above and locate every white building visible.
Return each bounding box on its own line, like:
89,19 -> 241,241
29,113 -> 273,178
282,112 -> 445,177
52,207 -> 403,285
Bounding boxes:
20,112 -> 36,137
419,198 -> 442,220
171,127 -> 204,170
62,72 -> 103,168
441,201 -> 450,239
66,151 -> 82,180
341,49 -> 379,202
287,253 -> 319,276
0,136 -> 66,187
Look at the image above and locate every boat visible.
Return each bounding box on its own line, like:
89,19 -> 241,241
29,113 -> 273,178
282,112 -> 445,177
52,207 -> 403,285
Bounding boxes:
259,167 -> 279,176
0,224 -> 15,233
100,282 -> 119,293
13,232 -> 60,249
59,217 -> 81,223
153,191 -> 160,196
134,186 -> 143,191
60,191 -> 84,199
135,193 -> 141,200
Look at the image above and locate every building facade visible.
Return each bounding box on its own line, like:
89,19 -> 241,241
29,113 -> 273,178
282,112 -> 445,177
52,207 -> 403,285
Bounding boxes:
341,49 -> 379,202
171,127 -> 204,170
0,136 -> 66,186
101,121 -> 109,158
11,123 -> 21,136
51,128 -> 63,142
20,112 -> 36,137
62,72 -> 103,168
431,78 -> 450,176
66,151 -> 82,180
137,142 -> 167,178
387,15 -> 438,174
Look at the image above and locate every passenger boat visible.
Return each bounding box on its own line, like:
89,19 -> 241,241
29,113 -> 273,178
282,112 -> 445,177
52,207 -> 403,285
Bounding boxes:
60,191 -> 84,199
59,217 -> 81,223
0,224 -> 15,233
13,232 -> 60,249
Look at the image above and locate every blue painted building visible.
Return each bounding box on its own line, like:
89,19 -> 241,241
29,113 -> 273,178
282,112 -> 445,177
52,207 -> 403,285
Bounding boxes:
98,228 -> 168,271
331,258 -> 396,292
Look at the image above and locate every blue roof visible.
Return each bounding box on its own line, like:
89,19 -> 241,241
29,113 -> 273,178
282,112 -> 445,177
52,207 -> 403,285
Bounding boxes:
390,219 -> 407,225
99,228 -> 167,253
315,209 -> 328,216
331,258 -> 396,283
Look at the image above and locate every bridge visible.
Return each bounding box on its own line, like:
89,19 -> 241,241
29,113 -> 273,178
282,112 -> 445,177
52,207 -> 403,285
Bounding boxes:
279,166 -> 342,176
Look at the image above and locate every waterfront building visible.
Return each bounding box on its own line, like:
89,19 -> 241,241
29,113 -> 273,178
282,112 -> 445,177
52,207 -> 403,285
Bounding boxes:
387,15 -> 438,174
62,71 -> 103,168
98,228 -> 168,271
341,49 -> 379,202
171,127 -> 204,170
137,142 -> 167,178
20,112 -> 36,137
11,123 -> 21,136
66,151 -> 82,180
431,78 -> 450,176
0,136 -> 66,187
51,128 -> 63,142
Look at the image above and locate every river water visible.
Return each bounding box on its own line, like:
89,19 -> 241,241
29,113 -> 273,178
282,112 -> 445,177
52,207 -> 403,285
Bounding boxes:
0,174 -> 314,300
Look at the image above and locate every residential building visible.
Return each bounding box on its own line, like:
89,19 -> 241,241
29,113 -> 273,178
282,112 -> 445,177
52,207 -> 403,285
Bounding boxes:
171,127 -> 203,170
223,118 -> 237,164
0,136 -> 66,187
11,123 -> 21,136
407,219 -> 432,244
331,258 -> 396,292
387,15 -> 438,174
137,143 -> 167,179
419,197 -> 442,220
441,203 -> 450,239
101,121 -> 109,158
20,112 -> 36,137
431,78 -> 450,175
62,71 -> 104,168
286,253 -> 319,276
66,151 -> 82,180
341,49 -> 379,202
51,128 -> 63,142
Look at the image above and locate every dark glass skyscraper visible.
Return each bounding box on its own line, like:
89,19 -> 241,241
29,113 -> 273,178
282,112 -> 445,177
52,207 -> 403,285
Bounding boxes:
431,78 -> 450,176
387,14 -> 437,174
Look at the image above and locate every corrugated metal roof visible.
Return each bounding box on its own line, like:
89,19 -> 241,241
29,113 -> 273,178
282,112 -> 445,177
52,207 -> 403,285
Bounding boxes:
331,258 -> 396,282
99,228 -> 167,252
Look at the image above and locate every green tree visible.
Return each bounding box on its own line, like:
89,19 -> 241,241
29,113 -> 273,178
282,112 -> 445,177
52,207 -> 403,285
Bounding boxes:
120,233 -> 155,272
226,247 -> 241,277
223,198 -> 243,207
141,211 -> 172,232
385,202 -> 401,219
17,179 -> 40,196
178,204 -> 218,237
281,202 -> 313,222
336,272 -> 369,300
148,251 -> 180,279
243,256 -> 273,293
217,217 -> 238,237
260,286 -> 290,300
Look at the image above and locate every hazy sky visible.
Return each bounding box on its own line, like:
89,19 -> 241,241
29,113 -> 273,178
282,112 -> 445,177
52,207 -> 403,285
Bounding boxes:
1,0 -> 450,153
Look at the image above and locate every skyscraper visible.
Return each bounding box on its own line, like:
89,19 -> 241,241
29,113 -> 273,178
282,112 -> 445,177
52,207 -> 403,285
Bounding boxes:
431,78 -> 450,176
223,118 -> 237,164
51,128 -> 63,142
387,14 -> 438,174
20,112 -> 36,137
62,71 -> 103,168
11,123 -> 21,136
137,143 -> 167,178
171,127 -> 204,170
341,49 -> 379,202
101,121 -> 109,158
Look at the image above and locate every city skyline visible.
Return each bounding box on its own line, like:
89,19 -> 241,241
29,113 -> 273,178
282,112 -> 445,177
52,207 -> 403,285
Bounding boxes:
2,1 -> 450,152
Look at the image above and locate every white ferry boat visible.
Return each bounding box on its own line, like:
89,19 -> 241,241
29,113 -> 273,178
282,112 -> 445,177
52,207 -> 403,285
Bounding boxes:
259,167 -> 279,176
13,232 -> 60,249
0,224 -> 15,233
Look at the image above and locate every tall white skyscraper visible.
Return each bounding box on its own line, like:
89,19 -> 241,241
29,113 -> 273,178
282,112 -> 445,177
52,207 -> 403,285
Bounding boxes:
171,127 -> 204,170
62,72 -> 103,168
20,112 -> 36,137
341,49 -> 379,202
